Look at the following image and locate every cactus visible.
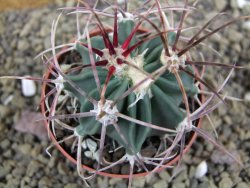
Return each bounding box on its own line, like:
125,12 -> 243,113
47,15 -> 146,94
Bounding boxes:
64,19 -> 198,155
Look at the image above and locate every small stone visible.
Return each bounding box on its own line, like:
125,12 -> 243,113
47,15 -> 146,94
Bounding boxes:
30,145 -> 42,157
227,29 -> 243,42
38,177 -> 52,188
195,161 -> 208,179
199,182 -> 210,188
236,0 -> 250,8
0,123 -> 4,132
64,183 -> 78,188
145,173 -> 159,185
115,182 -> 127,188
220,172 -> 229,178
86,138 -> 97,152
21,78 -> 36,97
236,182 -> 249,188
39,26 -> 50,37
3,150 -> 13,158
0,166 -> 8,178
214,0 -> 227,10
18,144 -> 32,155
109,178 -> 123,185
118,0 -> 125,4
172,182 -> 186,188
6,178 -> 20,188
12,167 -> 25,177
17,40 -> 30,51
190,178 -> 198,188
0,105 -> 11,118
219,177 -> 233,188
208,180 -> 217,188
84,151 -> 93,159
244,92 -> 250,102
48,157 -> 57,168
20,18 -> 38,37
211,150 -> 240,165
158,170 -> 171,182
243,21 -> 250,31
189,166 -> 196,178
0,46 -> 3,54
174,168 -> 188,183
0,139 -> 11,150
26,161 -> 41,177
223,115 -> 232,125
153,179 -> 168,188
57,162 -> 68,175
132,177 -> 145,188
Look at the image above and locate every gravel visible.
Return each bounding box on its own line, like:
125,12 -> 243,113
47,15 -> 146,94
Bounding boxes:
0,0 -> 250,188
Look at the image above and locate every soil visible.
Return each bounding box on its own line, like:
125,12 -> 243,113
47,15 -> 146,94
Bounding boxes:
0,0 -> 250,188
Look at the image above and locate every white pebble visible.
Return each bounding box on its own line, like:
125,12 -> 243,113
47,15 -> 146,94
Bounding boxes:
195,160 -> 208,179
84,151 -> 93,159
244,92 -> 250,102
86,138 -> 97,152
118,0 -> 125,4
21,78 -> 36,97
243,21 -> 250,30
82,140 -> 87,149
93,150 -> 99,161
237,0 -> 250,8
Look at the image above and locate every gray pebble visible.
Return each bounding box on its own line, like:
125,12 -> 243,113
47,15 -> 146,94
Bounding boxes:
26,161 -> 41,177
0,166 -> 8,179
64,183 -> 79,188
153,179 -> 168,188
109,178 -> 123,185
172,182 -> 186,188
219,177 -> 233,188
227,29 -> 243,42
199,181 -> 210,188
236,182 -> 250,188
17,40 -> 30,51
57,162 -> 69,175
214,0 -> 227,10
18,144 -> 32,155
38,176 -> 52,188
132,177 -> 146,187
12,167 -> 25,177
0,139 -> 11,150
115,182 -> 127,188
0,105 -> 11,118
190,178 -> 198,188
173,169 -> 188,183
244,92 -> 250,103
158,170 -> 171,182
20,18 -> 39,37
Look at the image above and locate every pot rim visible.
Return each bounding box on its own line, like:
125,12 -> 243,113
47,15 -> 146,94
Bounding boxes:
40,27 -> 205,178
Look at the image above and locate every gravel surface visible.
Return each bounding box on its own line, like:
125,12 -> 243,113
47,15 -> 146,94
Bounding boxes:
0,0 -> 250,188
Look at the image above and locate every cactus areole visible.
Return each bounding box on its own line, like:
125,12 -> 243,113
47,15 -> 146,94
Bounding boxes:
41,18 -> 200,176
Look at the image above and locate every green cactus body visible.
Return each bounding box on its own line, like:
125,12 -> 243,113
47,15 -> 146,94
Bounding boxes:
64,19 -> 198,155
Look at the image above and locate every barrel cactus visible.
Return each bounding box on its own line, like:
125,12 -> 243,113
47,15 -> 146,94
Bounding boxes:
41,6 -> 204,183
65,18 -> 198,155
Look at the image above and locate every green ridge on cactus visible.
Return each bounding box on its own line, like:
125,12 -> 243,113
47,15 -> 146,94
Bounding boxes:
64,19 -> 198,155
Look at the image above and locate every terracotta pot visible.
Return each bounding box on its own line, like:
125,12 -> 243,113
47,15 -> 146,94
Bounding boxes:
40,28 -> 204,178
